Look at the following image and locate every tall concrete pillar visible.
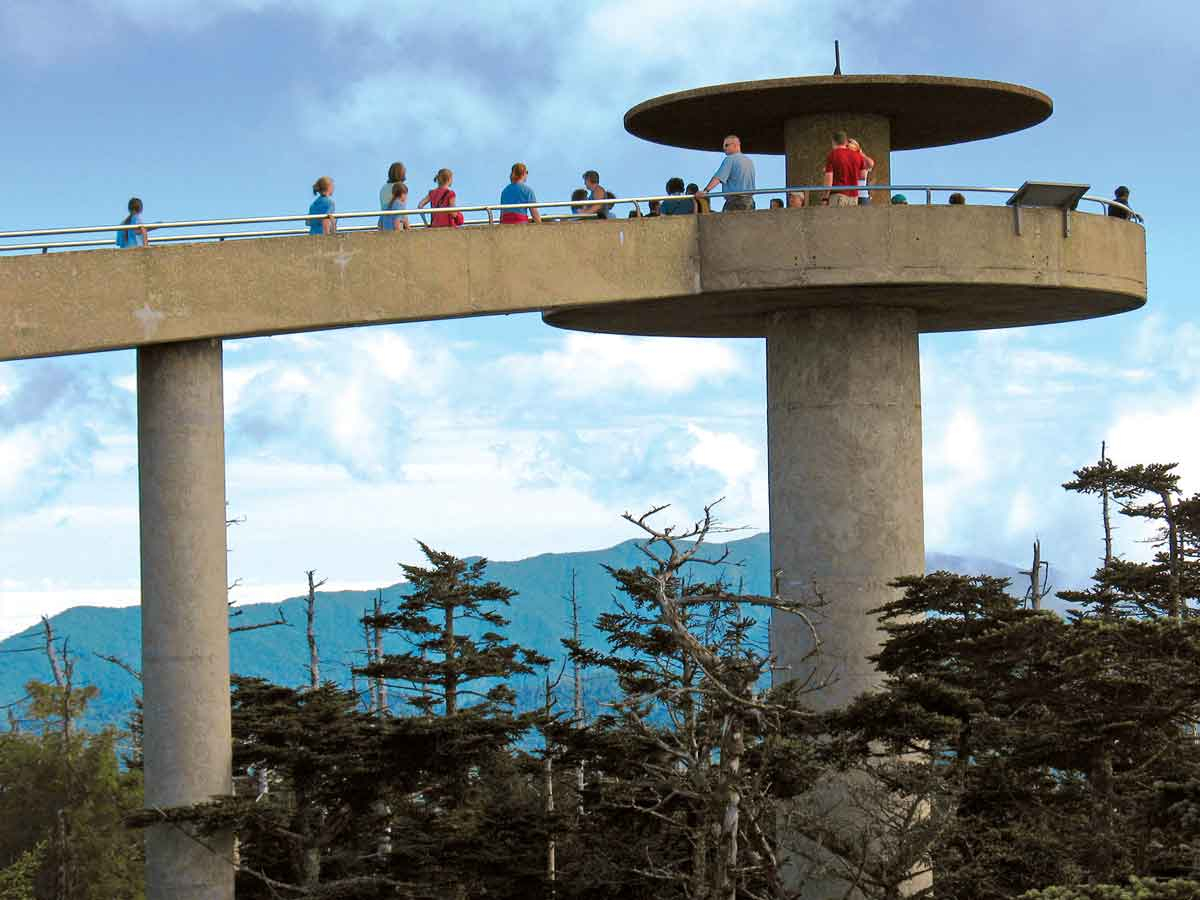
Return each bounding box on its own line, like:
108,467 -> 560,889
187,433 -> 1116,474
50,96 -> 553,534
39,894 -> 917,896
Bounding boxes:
138,338 -> 234,900
767,307 -> 923,707
785,113 -> 891,206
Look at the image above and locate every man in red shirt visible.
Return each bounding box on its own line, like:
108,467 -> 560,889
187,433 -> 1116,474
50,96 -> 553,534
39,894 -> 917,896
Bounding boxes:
821,130 -> 874,207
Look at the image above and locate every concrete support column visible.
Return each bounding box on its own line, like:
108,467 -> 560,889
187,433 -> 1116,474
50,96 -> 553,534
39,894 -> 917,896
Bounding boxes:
785,113 -> 891,206
767,307 -> 923,707
138,338 -> 234,900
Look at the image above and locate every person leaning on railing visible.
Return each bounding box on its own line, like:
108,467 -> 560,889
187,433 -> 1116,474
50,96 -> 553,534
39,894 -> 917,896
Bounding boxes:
418,169 -> 463,228
580,170 -> 612,219
1107,186 -> 1143,223
499,163 -> 542,224
700,134 -> 756,211
660,178 -> 695,216
379,161 -> 406,211
379,182 -> 410,232
308,177 -> 336,235
116,197 -> 148,248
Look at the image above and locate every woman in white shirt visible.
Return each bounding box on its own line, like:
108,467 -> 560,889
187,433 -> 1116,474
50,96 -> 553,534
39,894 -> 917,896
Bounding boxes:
379,161 -> 407,210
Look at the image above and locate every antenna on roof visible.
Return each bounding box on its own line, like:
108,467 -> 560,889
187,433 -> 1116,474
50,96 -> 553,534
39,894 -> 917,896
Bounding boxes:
833,40 -> 842,75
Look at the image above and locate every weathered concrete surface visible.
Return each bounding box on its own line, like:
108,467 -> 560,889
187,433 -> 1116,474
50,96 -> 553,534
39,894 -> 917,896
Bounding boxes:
0,217 -> 700,361
767,307 -> 927,900
546,206 -> 1146,336
0,207 -> 1143,361
785,112 -> 891,206
138,339 -> 234,900
767,307 -> 923,707
623,75 -> 1052,152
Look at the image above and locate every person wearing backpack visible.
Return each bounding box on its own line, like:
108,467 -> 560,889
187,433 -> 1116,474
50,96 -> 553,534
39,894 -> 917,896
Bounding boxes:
418,169 -> 464,228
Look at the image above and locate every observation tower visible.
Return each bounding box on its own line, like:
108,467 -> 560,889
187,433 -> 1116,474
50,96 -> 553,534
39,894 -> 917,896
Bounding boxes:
544,74 -> 1147,713
0,72 -> 1145,900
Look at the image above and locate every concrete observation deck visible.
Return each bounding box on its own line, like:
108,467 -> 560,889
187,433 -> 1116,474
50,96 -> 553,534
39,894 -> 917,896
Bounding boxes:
0,206 -> 1145,361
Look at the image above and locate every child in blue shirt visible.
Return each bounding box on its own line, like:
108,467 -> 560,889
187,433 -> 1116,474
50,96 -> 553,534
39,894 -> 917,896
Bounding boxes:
379,182 -> 410,232
116,197 -> 147,248
309,177 -> 336,235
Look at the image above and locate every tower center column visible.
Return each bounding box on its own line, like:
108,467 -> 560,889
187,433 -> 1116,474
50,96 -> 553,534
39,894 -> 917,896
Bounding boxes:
138,338 -> 234,900
767,306 -> 923,706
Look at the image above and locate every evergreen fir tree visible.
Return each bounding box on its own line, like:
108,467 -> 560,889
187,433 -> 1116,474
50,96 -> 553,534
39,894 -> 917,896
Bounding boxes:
356,542 -> 550,897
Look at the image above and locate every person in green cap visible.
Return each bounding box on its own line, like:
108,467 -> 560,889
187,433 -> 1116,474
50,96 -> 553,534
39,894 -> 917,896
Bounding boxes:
891,194 -> 908,205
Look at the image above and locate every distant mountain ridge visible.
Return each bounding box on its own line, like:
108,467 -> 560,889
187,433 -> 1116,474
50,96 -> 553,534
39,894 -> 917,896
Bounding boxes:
0,533 -> 1036,731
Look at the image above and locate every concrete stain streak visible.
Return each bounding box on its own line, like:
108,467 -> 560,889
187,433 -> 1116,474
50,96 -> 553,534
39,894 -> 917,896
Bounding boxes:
134,304 -> 167,339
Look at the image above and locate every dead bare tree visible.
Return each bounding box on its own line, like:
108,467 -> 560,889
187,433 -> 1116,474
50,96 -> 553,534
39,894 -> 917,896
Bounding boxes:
1020,539 -> 1052,610
542,659 -> 567,890
373,591 -> 387,715
41,616 -> 65,689
605,500 -> 826,900
569,572 -> 588,819
362,619 -> 379,714
227,608 -> 288,634
305,570 -> 327,689
37,621 -> 79,900
1100,441 -> 1114,566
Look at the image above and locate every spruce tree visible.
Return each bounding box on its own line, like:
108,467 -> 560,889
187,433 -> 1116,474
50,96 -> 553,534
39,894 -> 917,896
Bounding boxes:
356,542 -> 549,897
1063,456 -> 1200,621
829,567 -> 1200,898
358,541 -> 547,716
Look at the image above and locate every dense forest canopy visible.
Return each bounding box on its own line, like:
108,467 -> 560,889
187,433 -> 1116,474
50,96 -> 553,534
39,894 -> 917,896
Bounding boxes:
4,451 -> 1200,899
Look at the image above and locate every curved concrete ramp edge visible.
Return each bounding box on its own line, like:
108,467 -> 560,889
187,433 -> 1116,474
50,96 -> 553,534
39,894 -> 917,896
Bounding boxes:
0,207 -> 1144,361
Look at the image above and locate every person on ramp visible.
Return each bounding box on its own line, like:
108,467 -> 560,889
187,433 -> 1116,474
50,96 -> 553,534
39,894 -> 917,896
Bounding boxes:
700,134 -> 756,211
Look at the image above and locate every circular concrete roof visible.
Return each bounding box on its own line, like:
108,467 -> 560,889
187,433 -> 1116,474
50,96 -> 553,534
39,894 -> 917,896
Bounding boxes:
624,75 -> 1053,153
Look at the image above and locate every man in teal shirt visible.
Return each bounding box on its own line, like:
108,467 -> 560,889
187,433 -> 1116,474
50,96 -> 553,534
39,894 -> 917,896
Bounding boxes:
701,135 -> 756,211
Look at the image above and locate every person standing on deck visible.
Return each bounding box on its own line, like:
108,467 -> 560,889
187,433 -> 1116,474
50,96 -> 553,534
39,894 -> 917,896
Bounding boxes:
499,163 -> 542,224
700,134 -> 756,211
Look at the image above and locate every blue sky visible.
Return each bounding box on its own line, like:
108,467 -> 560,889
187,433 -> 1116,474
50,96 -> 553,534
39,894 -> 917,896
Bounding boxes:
0,0 -> 1195,638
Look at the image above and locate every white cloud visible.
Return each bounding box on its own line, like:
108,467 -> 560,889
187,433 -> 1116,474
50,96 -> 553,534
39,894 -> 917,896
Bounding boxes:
498,332 -> 743,397
930,408 -> 986,482
224,363 -> 274,413
0,430 -> 41,495
1133,314 -> 1200,383
1106,391 -> 1200,495
311,74 -> 510,153
1005,488 -> 1036,537
0,586 -> 139,641
686,424 -> 756,482
361,332 -> 416,382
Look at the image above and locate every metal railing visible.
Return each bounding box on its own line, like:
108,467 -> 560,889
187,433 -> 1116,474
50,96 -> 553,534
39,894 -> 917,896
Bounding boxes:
0,185 -> 1141,255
